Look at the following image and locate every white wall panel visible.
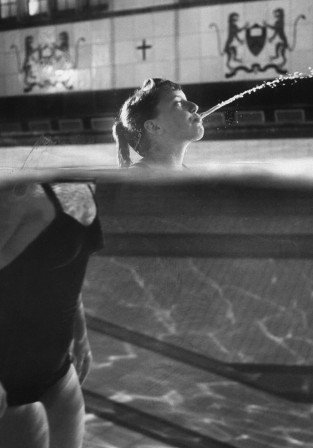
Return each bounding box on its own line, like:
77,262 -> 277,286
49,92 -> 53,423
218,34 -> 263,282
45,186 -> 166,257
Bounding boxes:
114,63 -> 135,88
91,19 -> 111,44
153,11 -> 175,37
91,65 -> 112,90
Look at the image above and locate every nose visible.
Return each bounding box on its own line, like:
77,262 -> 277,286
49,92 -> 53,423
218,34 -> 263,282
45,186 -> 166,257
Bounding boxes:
187,101 -> 198,113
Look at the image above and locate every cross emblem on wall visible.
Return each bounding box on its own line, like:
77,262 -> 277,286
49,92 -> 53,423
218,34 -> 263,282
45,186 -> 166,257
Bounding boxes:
136,39 -> 152,61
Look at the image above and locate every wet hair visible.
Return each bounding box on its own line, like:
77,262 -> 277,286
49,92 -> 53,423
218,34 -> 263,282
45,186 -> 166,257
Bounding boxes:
113,78 -> 181,168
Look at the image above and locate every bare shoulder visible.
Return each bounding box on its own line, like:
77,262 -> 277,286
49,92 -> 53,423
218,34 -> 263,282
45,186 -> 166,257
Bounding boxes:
0,183 -> 39,214
0,183 -> 48,265
0,183 -> 55,230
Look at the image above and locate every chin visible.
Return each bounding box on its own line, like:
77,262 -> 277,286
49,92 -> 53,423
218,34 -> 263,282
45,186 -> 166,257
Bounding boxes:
193,127 -> 205,141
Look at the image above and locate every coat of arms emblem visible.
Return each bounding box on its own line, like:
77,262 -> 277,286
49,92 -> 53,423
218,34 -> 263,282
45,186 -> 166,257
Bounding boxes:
210,9 -> 305,78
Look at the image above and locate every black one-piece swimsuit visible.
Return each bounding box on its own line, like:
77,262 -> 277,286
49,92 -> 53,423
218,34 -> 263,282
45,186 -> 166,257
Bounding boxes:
0,183 -> 102,406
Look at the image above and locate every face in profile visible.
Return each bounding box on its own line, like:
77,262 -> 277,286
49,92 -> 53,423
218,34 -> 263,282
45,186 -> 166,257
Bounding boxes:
152,88 -> 204,143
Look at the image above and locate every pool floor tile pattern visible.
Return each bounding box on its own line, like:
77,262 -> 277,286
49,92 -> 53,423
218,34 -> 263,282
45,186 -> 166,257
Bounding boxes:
83,413 -> 174,448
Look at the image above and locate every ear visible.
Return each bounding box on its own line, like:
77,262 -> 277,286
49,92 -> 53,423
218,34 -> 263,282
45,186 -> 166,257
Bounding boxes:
144,119 -> 161,135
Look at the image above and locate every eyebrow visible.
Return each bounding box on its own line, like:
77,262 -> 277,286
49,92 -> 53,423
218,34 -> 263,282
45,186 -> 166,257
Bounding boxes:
172,95 -> 186,103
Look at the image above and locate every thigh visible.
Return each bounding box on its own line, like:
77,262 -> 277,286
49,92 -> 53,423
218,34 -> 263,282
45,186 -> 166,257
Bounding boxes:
0,402 -> 49,448
41,364 -> 85,448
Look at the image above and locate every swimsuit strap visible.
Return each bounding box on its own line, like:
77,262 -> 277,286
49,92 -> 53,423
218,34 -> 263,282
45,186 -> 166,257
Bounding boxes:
41,184 -> 63,214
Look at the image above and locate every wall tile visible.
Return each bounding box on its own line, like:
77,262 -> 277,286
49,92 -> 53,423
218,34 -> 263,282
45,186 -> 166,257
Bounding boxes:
114,16 -> 135,42
154,36 -> 175,62
244,0 -> 270,27
291,23 -> 312,51
0,76 -> 6,96
152,0 -> 175,6
152,61 -> 176,81
200,57 -> 224,84
0,54 -> 6,75
5,74 -> 22,96
179,58 -> 201,84
92,43 -> 111,67
179,34 -> 201,60
153,11 -> 175,37
76,43 -> 92,69
201,28 -> 222,59
115,40 -> 136,65
290,50 -> 313,75
112,0 -> 174,11
92,66 -> 112,90
73,21 -> 91,43
200,5 -> 223,34
134,60 -> 176,86
0,32 -> 5,53
134,61 -> 156,85
294,0 -> 313,17
114,63 -> 135,88
4,51 -> 19,75
91,18 -> 111,44
75,68 -> 91,91
4,30 -> 20,52
134,13 -> 155,39
179,8 -> 200,35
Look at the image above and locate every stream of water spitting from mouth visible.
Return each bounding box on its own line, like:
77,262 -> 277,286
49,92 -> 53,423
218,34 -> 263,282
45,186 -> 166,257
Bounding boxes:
200,69 -> 313,119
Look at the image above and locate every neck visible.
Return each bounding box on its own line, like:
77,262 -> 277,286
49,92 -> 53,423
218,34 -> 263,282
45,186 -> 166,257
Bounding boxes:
142,141 -> 188,169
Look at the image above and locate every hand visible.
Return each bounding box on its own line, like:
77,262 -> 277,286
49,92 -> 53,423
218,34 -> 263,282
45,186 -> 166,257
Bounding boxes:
71,335 -> 93,385
0,382 -> 7,418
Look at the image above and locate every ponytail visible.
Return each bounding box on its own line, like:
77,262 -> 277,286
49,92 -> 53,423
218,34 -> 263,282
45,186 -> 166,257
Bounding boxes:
113,78 -> 181,168
112,121 -> 131,168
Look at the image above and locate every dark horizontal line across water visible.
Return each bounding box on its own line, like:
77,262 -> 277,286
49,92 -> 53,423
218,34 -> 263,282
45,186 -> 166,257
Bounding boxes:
83,389 -> 237,448
98,233 -> 313,258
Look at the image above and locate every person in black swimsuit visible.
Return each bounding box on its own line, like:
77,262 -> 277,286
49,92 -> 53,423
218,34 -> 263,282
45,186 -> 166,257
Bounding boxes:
113,78 -> 204,169
0,182 -> 102,448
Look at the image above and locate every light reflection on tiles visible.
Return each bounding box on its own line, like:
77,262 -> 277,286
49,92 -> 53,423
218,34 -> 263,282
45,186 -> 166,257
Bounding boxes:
84,257 -> 313,365
84,413 -> 174,448
84,332 -> 313,448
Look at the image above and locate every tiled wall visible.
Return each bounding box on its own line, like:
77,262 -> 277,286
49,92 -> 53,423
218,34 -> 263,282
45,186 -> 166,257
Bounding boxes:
0,0 -> 312,96
111,0 -> 177,11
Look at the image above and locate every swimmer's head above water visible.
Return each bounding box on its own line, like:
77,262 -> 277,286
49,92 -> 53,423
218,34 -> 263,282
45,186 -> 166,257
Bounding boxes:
113,78 -> 204,169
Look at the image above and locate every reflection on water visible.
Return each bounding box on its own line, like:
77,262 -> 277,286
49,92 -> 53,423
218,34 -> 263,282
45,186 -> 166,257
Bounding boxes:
84,413 -> 175,448
84,332 -> 313,448
85,257 -> 313,365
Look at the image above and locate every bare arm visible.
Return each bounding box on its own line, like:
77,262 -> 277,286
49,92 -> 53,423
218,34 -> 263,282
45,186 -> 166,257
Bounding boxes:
71,294 -> 92,384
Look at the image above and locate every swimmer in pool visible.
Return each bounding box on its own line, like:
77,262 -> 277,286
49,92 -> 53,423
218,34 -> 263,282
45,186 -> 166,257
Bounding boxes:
113,78 -> 204,169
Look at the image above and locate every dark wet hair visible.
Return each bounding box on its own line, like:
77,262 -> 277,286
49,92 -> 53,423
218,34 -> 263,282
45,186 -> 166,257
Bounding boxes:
113,78 -> 181,168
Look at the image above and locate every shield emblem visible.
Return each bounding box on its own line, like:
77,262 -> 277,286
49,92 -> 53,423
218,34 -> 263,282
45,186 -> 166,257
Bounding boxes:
246,23 -> 266,56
